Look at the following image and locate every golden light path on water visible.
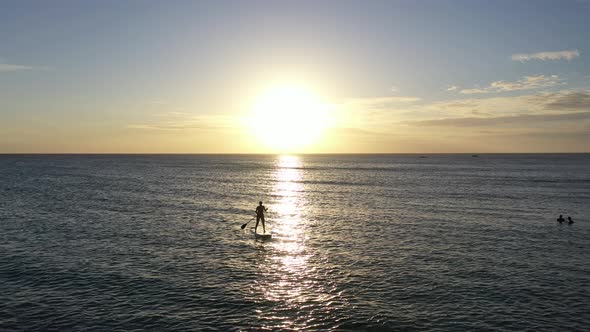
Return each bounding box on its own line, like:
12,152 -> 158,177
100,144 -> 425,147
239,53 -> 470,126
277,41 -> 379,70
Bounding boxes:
250,155 -> 324,329
266,156 -> 307,299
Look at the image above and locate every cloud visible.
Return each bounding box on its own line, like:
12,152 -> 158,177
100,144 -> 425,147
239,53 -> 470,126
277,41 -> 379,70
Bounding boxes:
127,113 -> 241,131
511,49 -> 580,62
0,63 -> 35,72
434,101 -> 478,109
152,111 -> 192,117
328,84 -> 590,152
346,96 -> 421,108
127,123 -> 231,131
406,112 -> 590,127
447,86 -> 458,91
328,89 -> 590,152
0,58 -> 52,72
426,90 -> 590,118
460,75 -> 563,94
147,99 -> 168,105
328,127 -> 386,137
459,88 -> 489,94
390,86 -> 399,93
544,91 -> 590,110
127,124 -> 187,131
490,75 -> 562,91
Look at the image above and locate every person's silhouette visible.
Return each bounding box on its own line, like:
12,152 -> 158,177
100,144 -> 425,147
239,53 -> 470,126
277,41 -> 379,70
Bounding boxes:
557,215 -> 565,223
255,201 -> 268,234
567,216 -> 574,225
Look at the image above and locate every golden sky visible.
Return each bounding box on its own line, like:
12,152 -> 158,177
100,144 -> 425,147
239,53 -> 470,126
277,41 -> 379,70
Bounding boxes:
2,1 -> 590,153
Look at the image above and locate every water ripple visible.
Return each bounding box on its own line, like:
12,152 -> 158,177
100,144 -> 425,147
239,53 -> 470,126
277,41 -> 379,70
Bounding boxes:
1,154 -> 589,330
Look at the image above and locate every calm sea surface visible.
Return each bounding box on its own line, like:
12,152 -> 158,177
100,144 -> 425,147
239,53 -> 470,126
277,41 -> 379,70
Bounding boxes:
1,154 -> 589,331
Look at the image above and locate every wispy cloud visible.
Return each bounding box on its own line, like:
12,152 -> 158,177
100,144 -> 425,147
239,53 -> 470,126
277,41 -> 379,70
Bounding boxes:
428,100 -> 478,111
127,113 -> 241,131
447,85 -> 458,91
0,58 -> 52,72
428,90 -> 590,117
406,112 -> 590,127
460,87 -> 489,94
460,75 -> 563,94
126,124 -> 192,131
147,99 -> 168,105
0,63 -> 35,72
511,49 -> 580,62
544,91 -> 590,110
152,111 -> 192,117
346,96 -> 421,107
330,89 -> 590,152
325,85 -> 590,152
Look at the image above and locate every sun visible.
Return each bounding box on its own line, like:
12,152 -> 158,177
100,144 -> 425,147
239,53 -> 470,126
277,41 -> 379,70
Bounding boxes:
247,85 -> 330,152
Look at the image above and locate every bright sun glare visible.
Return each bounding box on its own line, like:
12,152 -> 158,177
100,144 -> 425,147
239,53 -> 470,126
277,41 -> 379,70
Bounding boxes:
248,85 -> 330,152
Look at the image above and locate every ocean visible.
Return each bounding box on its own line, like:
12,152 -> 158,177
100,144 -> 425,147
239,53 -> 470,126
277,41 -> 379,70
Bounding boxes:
1,154 -> 589,331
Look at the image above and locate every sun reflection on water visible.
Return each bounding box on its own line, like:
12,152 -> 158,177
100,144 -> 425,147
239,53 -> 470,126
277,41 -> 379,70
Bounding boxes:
255,155 -> 313,325
248,155 -> 347,329
271,155 -> 305,241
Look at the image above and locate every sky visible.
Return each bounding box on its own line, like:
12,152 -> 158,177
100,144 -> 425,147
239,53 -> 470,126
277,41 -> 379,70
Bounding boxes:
1,0 -> 590,153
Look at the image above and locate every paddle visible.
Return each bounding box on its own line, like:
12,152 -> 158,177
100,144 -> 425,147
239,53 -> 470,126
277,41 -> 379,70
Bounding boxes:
241,217 -> 256,229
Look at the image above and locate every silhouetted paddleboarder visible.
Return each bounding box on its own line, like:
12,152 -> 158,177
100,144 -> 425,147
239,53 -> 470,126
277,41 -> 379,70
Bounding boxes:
568,216 -> 574,225
255,201 -> 268,234
557,215 -> 565,224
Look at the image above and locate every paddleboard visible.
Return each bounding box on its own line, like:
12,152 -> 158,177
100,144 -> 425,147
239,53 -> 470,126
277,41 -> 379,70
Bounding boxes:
251,229 -> 272,240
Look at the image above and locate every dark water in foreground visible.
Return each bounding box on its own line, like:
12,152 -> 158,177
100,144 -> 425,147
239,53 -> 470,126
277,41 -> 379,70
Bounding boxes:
1,154 -> 589,331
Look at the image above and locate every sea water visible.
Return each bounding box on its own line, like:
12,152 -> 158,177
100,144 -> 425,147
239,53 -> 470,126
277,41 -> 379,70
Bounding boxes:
1,154 -> 589,331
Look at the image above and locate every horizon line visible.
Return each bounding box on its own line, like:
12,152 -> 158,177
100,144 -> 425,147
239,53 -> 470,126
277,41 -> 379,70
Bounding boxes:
1,152 -> 589,155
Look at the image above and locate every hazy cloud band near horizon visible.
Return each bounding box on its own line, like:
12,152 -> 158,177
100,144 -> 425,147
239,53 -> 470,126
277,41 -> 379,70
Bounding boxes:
511,50 -> 580,62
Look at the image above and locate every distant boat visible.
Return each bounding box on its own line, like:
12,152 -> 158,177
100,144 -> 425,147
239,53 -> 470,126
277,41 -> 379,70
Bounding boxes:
419,156 -> 427,158
472,155 -> 479,157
